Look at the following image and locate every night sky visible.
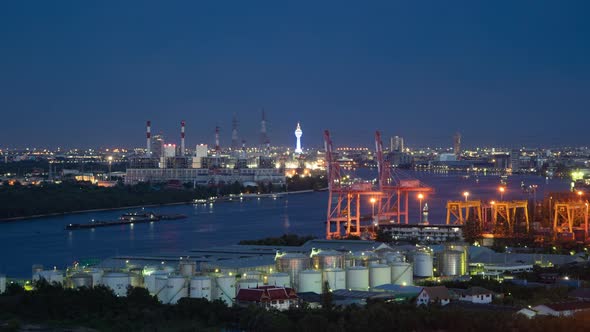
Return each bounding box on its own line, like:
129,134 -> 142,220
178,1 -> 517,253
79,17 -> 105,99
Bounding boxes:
1,1 -> 589,149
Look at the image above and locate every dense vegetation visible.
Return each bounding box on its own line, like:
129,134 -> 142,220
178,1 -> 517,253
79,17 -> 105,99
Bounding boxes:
238,234 -> 317,246
0,174 -> 325,220
1,281 -> 589,332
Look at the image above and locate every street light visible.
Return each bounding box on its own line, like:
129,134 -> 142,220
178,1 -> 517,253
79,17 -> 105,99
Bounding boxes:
418,193 -> 424,221
499,186 -> 505,201
577,191 -> 584,201
463,191 -> 469,202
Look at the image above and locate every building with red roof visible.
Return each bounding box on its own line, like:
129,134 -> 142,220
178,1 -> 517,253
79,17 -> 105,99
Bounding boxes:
235,286 -> 299,311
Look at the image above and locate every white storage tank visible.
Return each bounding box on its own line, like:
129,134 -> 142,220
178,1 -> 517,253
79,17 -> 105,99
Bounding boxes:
275,253 -> 310,289
346,266 -> 369,291
438,250 -> 466,276
369,264 -> 391,288
237,278 -> 260,290
129,272 -> 143,288
167,275 -> 188,304
70,273 -> 93,288
190,276 -> 212,300
179,261 -> 196,277
0,274 -> 6,294
32,264 -> 43,277
155,275 -> 169,303
412,251 -> 433,277
145,270 -> 169,294
267,272 -> 290,288
162,265 -> 176,274
323,268 -> 346,291
383,252 -> 406,264
34,270 -> 64,285
390,262 -> 413,286
298,270 -> 322,294
346,251 -> 378,267
311,250 -> 345,270
85,268 -> 104,287
102,272 -> 130,297
242,270 -> 264,282
213,275 -> 236,306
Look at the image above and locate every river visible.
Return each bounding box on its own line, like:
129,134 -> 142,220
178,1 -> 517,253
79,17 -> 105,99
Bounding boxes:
0,171 -> 571,277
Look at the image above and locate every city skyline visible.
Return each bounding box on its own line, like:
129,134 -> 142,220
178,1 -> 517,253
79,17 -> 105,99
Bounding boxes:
1,1 -> 589,148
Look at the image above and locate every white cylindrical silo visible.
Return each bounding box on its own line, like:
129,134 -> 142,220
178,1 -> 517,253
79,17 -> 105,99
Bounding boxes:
390,262 -> 413,286
70,273 -> 93,288
237,278 -> 260,290
412,251 -> 433,277
86,268 -> 104,287
190,276 -> 212,300
102,272 -> 130,297
243,270 -> 264,282
0,274 -> 6,294
179,261 -> 196,277
267,273 -> 290,288
346,266 -> 369,291
311,250 -> 345,270
275,253 -> 310,290
129,272 -> 143,288
323,268 -> 346,291
214,275 -> 236,306
155,275 -> 169,303
438,250 -> 466,276
167,275 -> 188,304
369,264 -> 391,288
145,270 -> 169,294
298,270 -> 322,294
384,252 -> 406,264
35,270 -> 64,285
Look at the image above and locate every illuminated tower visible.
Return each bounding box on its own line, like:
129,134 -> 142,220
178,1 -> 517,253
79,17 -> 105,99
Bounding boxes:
294,122 -> 303,154
453,132 -> 461,158
421,203 -> 429,224
231,113 -> 239,149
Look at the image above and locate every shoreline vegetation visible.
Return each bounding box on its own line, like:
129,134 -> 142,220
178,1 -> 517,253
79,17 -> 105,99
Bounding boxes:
0,174 -> 327,222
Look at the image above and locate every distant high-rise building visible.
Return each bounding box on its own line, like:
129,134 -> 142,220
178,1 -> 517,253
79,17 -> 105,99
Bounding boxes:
390,136 -> 404,152
151,134 -> 165,159
453,132 -> 461,157
510,149 -> 521,172
192,144 -> 208,168
294,122 -> 303,154
260,109 -> 270,150
231,113 -> 239,149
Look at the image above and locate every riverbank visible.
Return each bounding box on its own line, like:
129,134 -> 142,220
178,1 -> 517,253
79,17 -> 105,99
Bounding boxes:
0,189 -> 318,223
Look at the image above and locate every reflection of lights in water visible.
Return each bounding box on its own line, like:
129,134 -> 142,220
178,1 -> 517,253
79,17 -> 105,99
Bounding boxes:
283,214 -> 290,229
67,231 -> 73,247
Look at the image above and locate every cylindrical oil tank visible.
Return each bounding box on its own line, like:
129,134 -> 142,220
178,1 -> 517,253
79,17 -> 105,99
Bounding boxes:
32,264 -> 43,278
323,268 -> 346,291
444,243 -> 469,274
298,270 -> 322,294
35,270 -> 64,285
390,262 -> 413,286
369,264 -> 391,288
145,270 -> 169,294
346,251 -> 378,267
412,251 -> 433,277
155,275 -> 169,303
190,276 -> 212,300
162,265 -> 176,274
242,270 -> 264,282
311,250 -> 345,270
275,253 -> 310,289
346,266 -> 369,291
267,272 -> 290,288
102,272 -> 130,297
167,275 -> 188,304
86,268 -> 104,287
179,261 -> 196,277
383,252 -> 406,264
129,272 -> 143,288
213,275 -> 236,306
0,274 -> 6,294
438,250 -> 466,276
70,273 -> 93,288
237,278 -> 260,290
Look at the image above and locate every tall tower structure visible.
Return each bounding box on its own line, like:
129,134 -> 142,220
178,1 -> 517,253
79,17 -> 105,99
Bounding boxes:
231,113 -> 239,149
453,132 -> 461,157
260,109 -> 269,149
215,126 -> 220,153
390,136 -> 404,152
294,122 -> 303,154
146,121 -> 152,156
180,120 -> 186,157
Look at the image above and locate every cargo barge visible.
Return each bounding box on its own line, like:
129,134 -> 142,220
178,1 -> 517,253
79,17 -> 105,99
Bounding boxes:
65,212 -> 186,230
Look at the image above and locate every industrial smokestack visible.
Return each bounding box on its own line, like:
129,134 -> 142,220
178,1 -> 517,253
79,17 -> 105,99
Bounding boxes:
180,120 -> 186,157
231,113 -> 239,149
260,109 -> 267,146
146,120 -> 152,156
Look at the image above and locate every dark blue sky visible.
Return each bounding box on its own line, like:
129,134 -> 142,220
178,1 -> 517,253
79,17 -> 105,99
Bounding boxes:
1,1 -> 589,149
